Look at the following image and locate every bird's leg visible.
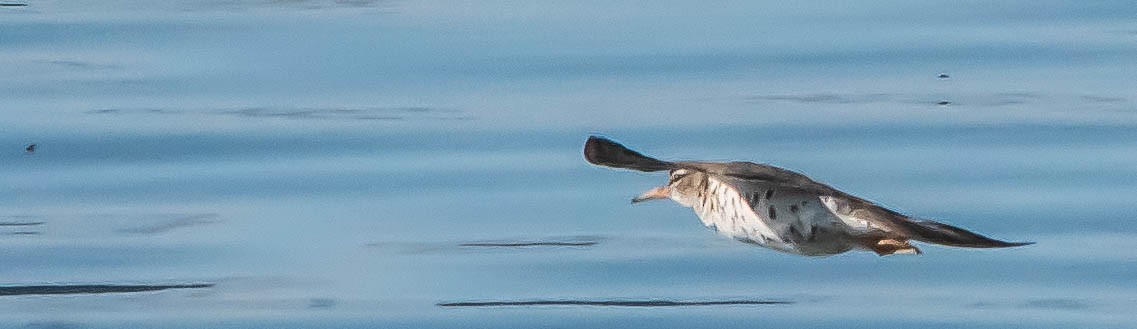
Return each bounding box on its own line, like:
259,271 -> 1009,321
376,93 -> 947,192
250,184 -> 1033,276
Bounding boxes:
856,237 -> 921,256
631,186 -> 671,204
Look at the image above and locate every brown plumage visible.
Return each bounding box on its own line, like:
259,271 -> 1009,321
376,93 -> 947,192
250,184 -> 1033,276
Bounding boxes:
584,136 -> 1032,256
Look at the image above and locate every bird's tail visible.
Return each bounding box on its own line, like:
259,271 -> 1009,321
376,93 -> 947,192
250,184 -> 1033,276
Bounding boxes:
900,218 -> 1033,248
583,136 -> 675,172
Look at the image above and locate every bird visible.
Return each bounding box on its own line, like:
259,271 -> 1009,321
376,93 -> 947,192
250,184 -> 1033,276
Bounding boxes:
24,143 -> 36,154
583,136 -> 1032,256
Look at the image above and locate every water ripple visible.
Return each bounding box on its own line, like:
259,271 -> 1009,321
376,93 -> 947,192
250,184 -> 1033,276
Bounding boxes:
0,284 -> 213,297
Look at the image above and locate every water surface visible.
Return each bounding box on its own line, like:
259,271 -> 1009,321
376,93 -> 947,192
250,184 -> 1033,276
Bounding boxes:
2,1 -> 1136,328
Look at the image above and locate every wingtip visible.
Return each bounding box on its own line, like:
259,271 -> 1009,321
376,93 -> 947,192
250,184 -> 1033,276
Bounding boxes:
582,135 -> 674,172
981,240 -> 1035,248
583,135 -> 608,165
582,135 -> 629,165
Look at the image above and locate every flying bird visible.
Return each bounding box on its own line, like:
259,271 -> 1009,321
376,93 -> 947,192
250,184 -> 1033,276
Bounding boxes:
24,143 -> 36,154
583,136 -> 1031,256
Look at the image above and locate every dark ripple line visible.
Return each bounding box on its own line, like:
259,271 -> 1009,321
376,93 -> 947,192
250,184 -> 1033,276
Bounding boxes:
459,241 -> 598,247
0,284 -> 213,296
438,300 -> 793,307
6,231 -> 40,235
0,3 -> 28,7
0,222 -> 43,227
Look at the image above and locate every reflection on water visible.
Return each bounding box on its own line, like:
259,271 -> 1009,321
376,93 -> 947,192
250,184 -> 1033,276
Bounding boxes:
3,0 -> 1137,328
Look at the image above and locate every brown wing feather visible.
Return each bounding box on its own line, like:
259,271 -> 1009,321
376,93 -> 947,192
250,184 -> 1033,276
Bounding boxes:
677,161 -> 843,196
583,137 -> 1032,249
583,136 -> 675,172
684,161 -> 1032,248
829,188 -> 1033,248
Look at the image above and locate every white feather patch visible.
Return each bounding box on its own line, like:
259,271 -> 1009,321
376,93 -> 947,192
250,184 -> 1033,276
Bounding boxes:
819,195 -> 876,232
691,177 -> 788,250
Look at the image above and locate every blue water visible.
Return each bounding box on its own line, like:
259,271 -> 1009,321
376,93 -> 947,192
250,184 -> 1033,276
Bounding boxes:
3,1 -> 1137,328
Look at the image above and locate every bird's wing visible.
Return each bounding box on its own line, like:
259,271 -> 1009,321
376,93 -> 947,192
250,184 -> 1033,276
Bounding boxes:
677,161 -> 843,196
812,184 -> 1033,248
684,161 -> 1031,248
583,136 -> 675,172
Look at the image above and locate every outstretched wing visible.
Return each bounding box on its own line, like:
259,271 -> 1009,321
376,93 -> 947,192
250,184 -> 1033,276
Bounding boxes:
819,194 -> 1033,248
583,136 -> 676,172
677,161 -> 843,196
686,161 -> 1031,248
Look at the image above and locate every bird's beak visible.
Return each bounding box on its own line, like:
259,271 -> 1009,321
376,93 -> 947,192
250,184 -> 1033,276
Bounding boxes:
631,186 -> 671,204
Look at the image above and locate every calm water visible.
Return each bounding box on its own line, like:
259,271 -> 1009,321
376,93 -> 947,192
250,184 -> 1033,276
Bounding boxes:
3,1 -> 1137,328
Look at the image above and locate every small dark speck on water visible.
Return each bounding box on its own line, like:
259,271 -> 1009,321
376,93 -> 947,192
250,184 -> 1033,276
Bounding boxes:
938,73 -> 950,79
937,100 -> 952,106
437,299 -> 793,307
0,284 -> 213,296
25,144 -> 36,154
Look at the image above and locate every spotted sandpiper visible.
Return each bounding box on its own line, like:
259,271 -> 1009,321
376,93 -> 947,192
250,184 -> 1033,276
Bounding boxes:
584,136 -> 1031,256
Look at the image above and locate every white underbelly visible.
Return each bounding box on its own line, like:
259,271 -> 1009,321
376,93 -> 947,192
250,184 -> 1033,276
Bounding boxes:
689,177 -> 855,256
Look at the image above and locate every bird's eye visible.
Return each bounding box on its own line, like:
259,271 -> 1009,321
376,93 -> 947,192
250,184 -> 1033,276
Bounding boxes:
668,169 -> 689,184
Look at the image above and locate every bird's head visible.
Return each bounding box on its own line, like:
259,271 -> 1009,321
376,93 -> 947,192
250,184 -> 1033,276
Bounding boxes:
631,168 -> 706,207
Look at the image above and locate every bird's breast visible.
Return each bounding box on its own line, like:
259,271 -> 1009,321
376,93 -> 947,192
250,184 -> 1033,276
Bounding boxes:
688,176 -> 789,251
684,176 -> 855,256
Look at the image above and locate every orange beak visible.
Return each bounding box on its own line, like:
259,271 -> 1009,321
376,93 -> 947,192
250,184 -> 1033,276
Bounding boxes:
631,186 -> 671,204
